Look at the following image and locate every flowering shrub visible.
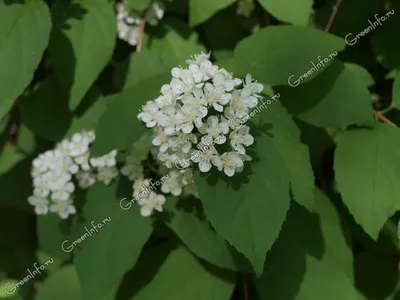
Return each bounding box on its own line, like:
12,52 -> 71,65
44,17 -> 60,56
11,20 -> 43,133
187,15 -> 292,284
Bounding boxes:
1,0 -> 400,299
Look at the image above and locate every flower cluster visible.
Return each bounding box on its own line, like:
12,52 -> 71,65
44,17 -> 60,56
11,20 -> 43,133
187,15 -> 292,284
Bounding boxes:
120,136 -> 195,216
138,52 -> 263,177
28,131 -> 118,219
116,0 -> 165,46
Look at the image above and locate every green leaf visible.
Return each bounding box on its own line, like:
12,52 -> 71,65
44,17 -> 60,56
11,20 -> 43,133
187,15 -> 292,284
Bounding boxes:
334,124 -> 400,239
20,76 -> 72,141
234,25 -> 346,86
37,214 -> 71,261
371,12 -> 400,70
189,0 -> 236,27
66,87 -> 106,137
73,181 -> 152,300
256,190 -> 359,300
49,0 -> 116,110
345,63 -> 374,87
0,146 -> 32,212
91,72 -> 170,156
148,19 -> 206,66
35,265 -> 83,300
355,251 -> 399,299
114,49 -> 171,91
253,102 -> 315,211
392,71 -> 400,108
165,197 -> 249,272
258,0 -> 313,26
277,60 -> 374,128
195,136 -> 291,276
0,0 -> 51,120
126,0 -> 151,11
131,246 -> 236,300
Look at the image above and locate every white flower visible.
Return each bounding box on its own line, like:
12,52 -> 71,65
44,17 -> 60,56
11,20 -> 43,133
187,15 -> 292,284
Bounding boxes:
186,52 -> 211,65
157,152 -> 178,169
51,182 -> 75,201
203,82 -> 231,112
181,87 -> 208,115
152,127 -> 171,152
68,133 -> 91,157
73,153 -> 91,171
50,199 -> 76,219
229,125 -> 254,154
97,167 -> 119,185
198,116 -> 229,144
215,152 -> 244,177
169,132 -> 197,153
138,192 -> 166,217
158,106 -> 184,135
161,170 -> 184,196
90,149 -> 117,168
213,72 -> 241,92
76,171 -> 96,189
28,195 -> 49,215
138,101 -> 163,128
191,147 -> 220,172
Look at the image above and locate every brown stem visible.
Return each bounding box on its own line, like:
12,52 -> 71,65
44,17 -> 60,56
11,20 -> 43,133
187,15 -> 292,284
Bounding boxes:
324,0 -> 344,32
373,110 -> 397,127
136,18 -> 146,52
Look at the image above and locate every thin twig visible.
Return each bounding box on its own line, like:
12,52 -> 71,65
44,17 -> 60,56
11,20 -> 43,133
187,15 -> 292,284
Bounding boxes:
136,18 -> 146,52
324,0 -> 344,32
373,110 -> 397,127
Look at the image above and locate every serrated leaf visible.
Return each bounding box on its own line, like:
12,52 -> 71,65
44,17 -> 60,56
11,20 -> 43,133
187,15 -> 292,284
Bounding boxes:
91,72 -> 170,156
49,0 -> 116,110
189,0 -> 236,27
256,190 -> 359,300
0,0 -> 51,120
130,246 -> 236,300
73,181 -> 152,300
334,124 -> 400,239
258,0 -> 313,25
195,136 -> 291,276
253,102 -> 315,211
35,265 -> 83,300
165,197 -> 250,272
277,60 -> 374,128
234,25 -> 346,86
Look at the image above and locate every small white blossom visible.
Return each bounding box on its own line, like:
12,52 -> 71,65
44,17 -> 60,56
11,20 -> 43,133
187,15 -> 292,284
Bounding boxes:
50,199 -> 76,219
28,196 -> 49,215
97,167 -> 119,185
138,192 -> 166,217
229,125 -> 254,154
216,152 -> 244,177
